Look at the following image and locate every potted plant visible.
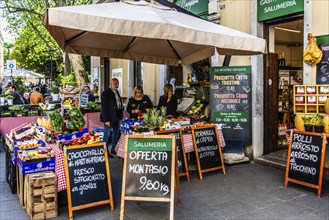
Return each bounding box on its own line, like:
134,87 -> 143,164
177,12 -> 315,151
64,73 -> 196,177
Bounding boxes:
51,86 -> 60,101
0,93 -> 6,103
6,95 -> 13,105
302,115 -> 313,132
313,113 -> 324,133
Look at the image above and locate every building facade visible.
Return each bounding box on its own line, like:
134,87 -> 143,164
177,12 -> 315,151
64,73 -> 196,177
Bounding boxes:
91,0 -> 329,168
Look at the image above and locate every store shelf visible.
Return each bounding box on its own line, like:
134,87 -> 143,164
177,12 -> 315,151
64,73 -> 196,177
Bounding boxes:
293,85 -> 329,113
278,70 -> 302,126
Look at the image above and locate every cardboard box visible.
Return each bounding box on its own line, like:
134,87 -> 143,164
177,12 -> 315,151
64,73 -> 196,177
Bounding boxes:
18,157 -> 55,175
11,141 -> 41,165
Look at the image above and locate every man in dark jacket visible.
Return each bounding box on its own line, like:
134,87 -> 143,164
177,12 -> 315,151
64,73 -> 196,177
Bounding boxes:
9,85 -> 23,105
100,78 -> 123,156
83,86 -> 95,102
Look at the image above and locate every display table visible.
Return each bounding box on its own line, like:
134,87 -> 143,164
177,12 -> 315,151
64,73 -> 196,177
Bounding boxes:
83,112 -> 102,131
47,143 -> 66,192
0,116 -> 48,137
115,129 -> 226,158
83,111 -> 130,132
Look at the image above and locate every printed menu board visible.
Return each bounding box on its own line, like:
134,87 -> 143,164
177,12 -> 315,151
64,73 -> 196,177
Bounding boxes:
284,131 -> 327,197
209,66 -> 252,145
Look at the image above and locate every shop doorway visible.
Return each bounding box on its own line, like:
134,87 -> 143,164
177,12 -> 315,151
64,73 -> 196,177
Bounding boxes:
263,18 -> 304,163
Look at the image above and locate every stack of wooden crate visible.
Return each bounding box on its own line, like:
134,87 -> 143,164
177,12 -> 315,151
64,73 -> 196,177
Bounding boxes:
17,170 -> 58,219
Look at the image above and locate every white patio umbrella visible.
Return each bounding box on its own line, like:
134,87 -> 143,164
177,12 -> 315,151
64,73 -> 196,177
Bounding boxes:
44,0 -> 267,66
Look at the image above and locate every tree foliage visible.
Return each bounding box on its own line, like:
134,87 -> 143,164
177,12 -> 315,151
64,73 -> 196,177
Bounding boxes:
10,76 -> 26,95
3,42 -> 13,63
1,0 -> 92,85
9,24 -> 62,77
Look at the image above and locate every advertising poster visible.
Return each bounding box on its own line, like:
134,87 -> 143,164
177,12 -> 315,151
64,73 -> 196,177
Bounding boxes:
209,66 -> 252,146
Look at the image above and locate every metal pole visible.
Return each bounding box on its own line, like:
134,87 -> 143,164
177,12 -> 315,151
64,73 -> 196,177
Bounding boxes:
50,56 -> 53,86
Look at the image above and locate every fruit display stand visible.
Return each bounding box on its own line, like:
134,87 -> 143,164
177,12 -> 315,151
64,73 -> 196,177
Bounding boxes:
1,117 -> 49,194
3,108 -> 104,218
60,85 -> 80,110
116,118 -> 225,159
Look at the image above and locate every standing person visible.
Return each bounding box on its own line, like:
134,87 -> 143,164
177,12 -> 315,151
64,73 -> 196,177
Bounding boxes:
9,85 -> 24,105
30,87 -> 44,105
41,84 -> 49,96
100,78 -> 123,156
127,86 -> 153,119
83,85 -> 95,102
157,84 -> 178,117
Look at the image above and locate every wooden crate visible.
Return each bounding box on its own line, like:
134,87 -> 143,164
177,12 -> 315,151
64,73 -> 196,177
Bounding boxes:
26,171 -> 58,220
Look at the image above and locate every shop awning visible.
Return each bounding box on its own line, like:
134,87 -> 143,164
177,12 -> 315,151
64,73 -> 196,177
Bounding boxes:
43,1 -> 267,66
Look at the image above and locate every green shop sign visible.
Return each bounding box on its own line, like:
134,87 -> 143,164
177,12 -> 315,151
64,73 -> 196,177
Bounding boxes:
258,0 -> 304,22
316,35 -> 329,45
175,0 -> 208,17
128,138 -> 172,151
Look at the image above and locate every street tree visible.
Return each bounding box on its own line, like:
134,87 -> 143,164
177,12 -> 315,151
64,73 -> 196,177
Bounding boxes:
3,42 -> 13,63
1,0 -> 92,86
9,24 -> 62,77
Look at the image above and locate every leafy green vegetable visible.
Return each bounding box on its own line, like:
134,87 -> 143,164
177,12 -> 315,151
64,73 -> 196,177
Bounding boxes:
49,110 -> 64,132
9,105 -> 25,112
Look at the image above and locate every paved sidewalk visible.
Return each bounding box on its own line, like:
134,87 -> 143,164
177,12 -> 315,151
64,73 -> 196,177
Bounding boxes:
1,150 -> 328,220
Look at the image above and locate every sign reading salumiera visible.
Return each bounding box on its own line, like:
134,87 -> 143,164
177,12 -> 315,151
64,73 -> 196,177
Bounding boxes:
120,135 -> 175,220
257,0 -> 304,22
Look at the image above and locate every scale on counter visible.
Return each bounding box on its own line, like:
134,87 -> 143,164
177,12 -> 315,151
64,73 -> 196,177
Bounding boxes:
183,87 -> 197,97
177,97 -> 195,114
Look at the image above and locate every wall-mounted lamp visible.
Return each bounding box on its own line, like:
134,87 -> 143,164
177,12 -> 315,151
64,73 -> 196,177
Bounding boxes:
275,26 -> 301,33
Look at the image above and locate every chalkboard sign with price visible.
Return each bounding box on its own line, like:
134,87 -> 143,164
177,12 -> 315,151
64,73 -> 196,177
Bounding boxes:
156,129 -> 190,181
63,143 -> 114,220
191,125 -> 226,180
120,135 -> 175,220
284,131 -> 327,197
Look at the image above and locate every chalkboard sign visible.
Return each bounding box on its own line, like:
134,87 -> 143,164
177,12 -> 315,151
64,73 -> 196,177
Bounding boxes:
156,129 -> 190,181
191,125 -> 226,180
120,135 -> 175,220
64,143 -> 114,219
316,43 -> 329,84
284,131 -> 327,197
